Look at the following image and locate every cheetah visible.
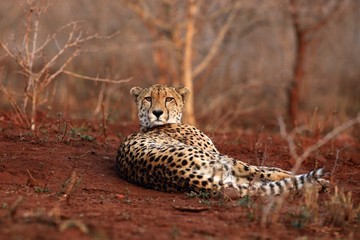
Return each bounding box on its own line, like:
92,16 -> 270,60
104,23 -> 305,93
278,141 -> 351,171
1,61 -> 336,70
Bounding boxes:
115,84 -> 327,196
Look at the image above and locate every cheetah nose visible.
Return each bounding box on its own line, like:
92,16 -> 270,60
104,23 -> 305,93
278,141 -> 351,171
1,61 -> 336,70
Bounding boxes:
152,110 -> 163,118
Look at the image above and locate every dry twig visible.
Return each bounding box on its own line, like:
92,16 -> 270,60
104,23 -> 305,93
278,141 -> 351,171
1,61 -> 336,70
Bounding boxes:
278,116 -> 359,174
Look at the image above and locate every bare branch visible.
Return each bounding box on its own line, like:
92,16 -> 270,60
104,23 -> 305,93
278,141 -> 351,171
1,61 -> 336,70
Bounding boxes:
124,0 -> 171,32
0,69 -> 30,127
1,2 -> 126,130
62,70 -> 132,84
193,1 -> 241,78
35,21 -> 85,54
331,145 -> 351,177
39,49 -> 81,92
0,42 -> 32,76
278,116 -> 360,174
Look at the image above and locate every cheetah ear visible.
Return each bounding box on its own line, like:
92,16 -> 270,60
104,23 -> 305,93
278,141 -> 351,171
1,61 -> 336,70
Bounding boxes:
130,87 -> 143,102
175,86 -> 190,103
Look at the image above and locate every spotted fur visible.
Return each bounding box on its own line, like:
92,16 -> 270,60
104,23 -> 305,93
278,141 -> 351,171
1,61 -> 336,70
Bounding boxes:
116,84 -> 327,197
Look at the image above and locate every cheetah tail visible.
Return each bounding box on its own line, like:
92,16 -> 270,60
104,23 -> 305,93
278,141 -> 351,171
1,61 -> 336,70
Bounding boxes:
250,168 -> 325,196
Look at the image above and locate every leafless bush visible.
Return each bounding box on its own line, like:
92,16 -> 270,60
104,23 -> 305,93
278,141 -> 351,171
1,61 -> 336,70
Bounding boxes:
0,0 -> 130,130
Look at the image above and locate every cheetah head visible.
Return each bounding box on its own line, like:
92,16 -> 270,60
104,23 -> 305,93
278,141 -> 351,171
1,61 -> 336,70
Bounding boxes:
130,84 -> 189,131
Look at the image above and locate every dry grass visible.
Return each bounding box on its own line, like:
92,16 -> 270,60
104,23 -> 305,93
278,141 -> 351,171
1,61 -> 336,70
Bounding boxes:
325,186 -> 359,226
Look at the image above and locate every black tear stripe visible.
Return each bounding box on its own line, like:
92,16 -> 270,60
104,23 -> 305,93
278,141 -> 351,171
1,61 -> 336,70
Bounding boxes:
165,105 -> 170,121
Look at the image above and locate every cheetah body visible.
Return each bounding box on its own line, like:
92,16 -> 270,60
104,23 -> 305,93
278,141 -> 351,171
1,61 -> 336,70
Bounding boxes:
116,84 -> 325,196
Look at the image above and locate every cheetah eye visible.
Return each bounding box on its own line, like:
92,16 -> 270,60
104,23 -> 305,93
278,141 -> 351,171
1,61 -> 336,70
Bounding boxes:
165,97 -> 174,103
144,97 -> 152,102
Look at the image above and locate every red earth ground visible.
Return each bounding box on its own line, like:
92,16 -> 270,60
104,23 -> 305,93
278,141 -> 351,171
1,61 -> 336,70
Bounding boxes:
0,119 -> 359,240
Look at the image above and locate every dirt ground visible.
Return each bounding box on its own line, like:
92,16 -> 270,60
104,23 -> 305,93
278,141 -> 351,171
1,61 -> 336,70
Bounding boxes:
0,119 -> 359,240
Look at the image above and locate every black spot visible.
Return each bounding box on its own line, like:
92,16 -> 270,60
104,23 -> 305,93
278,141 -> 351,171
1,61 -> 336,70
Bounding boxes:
193,180 -> 200,185
189,174 -> 195,179
260,174 -> 264,178
267,173 -> 271,178
201,181 -> 208,187
181,160 -> 188,166
167,156 -> 174,164
244,165 -> 249,171
147,165 -> 152,171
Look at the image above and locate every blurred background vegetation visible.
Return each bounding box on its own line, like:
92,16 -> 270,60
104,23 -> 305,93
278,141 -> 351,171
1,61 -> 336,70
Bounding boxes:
0,0 -> 359,131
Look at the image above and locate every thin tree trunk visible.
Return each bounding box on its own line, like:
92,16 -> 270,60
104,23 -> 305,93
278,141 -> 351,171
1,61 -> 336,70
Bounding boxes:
182,0 -> 197,126
288,24 -> 306,127
288,0 -> 343,127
